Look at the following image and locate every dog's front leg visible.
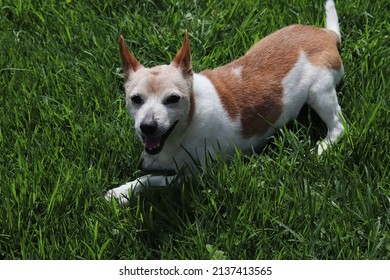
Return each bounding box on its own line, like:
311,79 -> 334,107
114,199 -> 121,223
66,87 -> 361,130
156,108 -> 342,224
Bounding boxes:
105,174 -> 176,205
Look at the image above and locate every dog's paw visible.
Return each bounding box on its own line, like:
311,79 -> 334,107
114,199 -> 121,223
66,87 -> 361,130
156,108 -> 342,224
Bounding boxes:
316,140 -> 332,156
104,182 -> 137,205
317,142 -> 326,156
105,189 -> 129,205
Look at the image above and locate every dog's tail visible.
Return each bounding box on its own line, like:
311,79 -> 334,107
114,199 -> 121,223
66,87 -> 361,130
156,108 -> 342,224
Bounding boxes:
325,0 -> 341,41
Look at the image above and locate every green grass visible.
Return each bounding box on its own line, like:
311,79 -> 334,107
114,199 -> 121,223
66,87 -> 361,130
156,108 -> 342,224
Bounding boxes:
0,0 -> 389,259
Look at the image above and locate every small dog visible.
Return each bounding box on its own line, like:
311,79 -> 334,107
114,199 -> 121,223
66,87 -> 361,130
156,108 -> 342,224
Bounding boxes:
106,0 -> 345,204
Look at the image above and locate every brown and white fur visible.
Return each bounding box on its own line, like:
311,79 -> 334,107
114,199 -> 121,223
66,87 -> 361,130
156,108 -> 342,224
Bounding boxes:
105,0 -> 345,204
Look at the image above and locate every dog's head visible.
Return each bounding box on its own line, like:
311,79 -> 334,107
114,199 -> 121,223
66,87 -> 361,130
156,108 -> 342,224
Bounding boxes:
119,33 -> 194,155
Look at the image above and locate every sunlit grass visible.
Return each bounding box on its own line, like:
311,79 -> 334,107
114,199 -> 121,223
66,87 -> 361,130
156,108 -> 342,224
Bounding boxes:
0,0 -> 389,259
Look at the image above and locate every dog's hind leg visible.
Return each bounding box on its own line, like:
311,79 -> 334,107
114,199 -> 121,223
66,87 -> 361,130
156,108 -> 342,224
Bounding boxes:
307,71 -> 345,155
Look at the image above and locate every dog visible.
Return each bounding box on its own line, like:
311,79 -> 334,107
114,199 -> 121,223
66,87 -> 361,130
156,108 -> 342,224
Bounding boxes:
105,0 -> 345,204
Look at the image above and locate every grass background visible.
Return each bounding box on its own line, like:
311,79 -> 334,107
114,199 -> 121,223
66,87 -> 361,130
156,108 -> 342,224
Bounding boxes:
0,0 -> 389,259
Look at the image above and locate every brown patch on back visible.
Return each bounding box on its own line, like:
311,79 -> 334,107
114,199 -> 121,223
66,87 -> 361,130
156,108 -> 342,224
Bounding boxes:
306,29 -> 342,69
201,25 -> 342,138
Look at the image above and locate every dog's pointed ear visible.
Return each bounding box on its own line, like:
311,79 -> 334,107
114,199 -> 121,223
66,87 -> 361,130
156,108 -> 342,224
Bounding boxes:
119,35 -> 142,78
171,31 -> 193,76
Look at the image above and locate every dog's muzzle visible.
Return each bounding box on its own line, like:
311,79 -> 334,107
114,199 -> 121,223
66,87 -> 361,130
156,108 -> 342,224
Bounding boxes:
141,121 -> 178,155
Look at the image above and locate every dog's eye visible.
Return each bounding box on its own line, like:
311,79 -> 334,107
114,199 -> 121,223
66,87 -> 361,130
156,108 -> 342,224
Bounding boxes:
164,95 -> 181,104
131,95 -> 143,105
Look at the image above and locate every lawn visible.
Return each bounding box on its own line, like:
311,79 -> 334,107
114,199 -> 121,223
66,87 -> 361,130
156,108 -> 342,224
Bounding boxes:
0,0 -> 389,259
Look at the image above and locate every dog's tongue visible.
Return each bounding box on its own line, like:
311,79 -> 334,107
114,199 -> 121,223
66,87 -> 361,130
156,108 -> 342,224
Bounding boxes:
144,136 -> 162,154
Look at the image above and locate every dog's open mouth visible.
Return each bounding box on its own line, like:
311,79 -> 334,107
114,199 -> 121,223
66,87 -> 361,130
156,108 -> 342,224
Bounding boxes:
142,121 -> 178,155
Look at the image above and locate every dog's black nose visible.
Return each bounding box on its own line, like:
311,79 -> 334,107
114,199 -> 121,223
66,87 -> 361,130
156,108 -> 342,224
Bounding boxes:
140,121 -> 157,135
